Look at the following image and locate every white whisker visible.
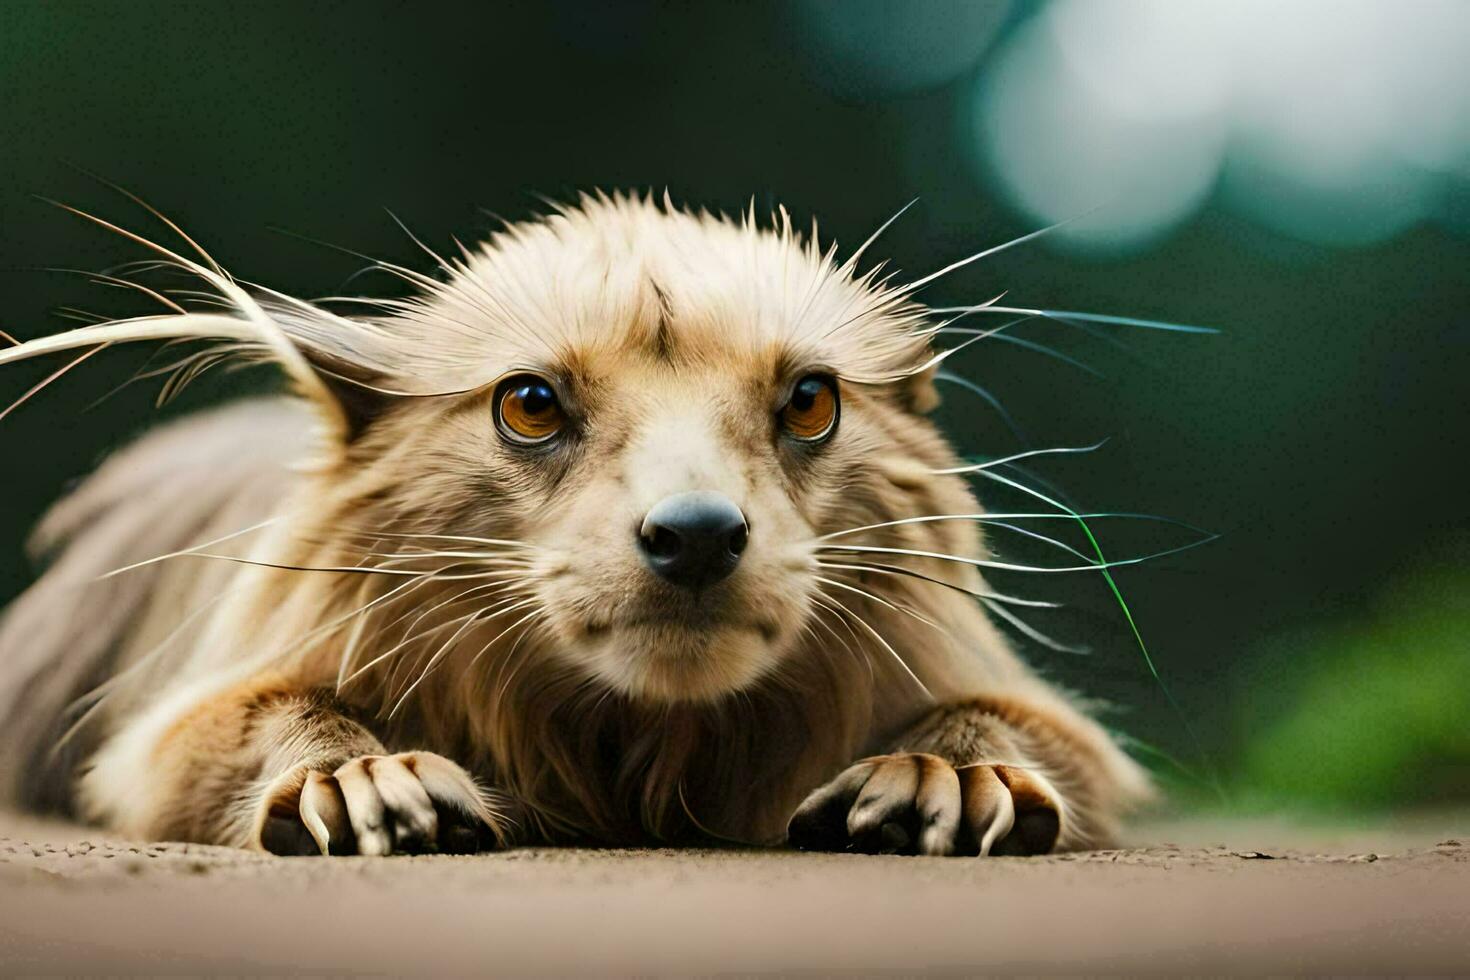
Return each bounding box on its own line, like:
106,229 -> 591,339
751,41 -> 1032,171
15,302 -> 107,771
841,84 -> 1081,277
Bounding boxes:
900,213 -> 1085,294
980,598 -> 1090,655
817,541 -> 1210,574
342,591 -> 527,690
983,520 -> 1092,562
386,608 -> 502,716
813,559 -> 1058,608
814,574 -> 946,635
933,326 -> 1103,377
809,593 -> 876,686
814,587 -> 931,700
926,304 -> 1218,336
929,441 -> 1108,476
96,518 -> 281,580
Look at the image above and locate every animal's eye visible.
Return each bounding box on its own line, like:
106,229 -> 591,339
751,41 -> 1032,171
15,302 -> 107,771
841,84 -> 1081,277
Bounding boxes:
495,374 -> 565,444
780,374 -> 839,442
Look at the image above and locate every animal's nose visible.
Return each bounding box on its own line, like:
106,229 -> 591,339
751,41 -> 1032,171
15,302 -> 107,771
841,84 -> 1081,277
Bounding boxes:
638,491 -> 749,590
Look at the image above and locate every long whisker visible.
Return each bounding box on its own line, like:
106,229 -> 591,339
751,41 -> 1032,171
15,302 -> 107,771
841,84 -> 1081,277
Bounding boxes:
482,606 -> 550,713
927,304 -> 1219,336
39,265 -> 189,315
293,572 -> 451,665
979,598 -> 1090,655
338,580 -> 516,686
842,198 -> 917,274
52,307 -> 109,325
32,198 -> 335,407
74,167 -> 230,278
126,552 -> 431,577
934,326 -> 1104,377
819,507 -> 1210,542
838,314 -> 1031,386
900,213 -> 1085,294
816,539 -> 1216,573
96,518 -> 282,580
361,549 -> 535,565
387,607 -> 507,716
346,589 -> 530,693
814,587 -> 931,700
814,574 -> 947,635
983,520 -> 1093,562
336,585 -> 378,690
814,559 -> 1058,608
976,469 -> 1222,549
929,441 -> 1108,476
344,529 -> 538,551
82,337 -> 214,411
378,577 -> 518,643
935,371 -> 1025,444
0,311 -> 254,370
0,342 -> 109,423
340,608 -> 479,691
972,463 -> 1220,786
809,593 -> 877,686
805,601 -> 864,673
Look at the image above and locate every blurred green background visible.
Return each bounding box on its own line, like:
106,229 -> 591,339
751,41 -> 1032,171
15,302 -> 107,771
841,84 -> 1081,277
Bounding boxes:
0,1 -> 1466,814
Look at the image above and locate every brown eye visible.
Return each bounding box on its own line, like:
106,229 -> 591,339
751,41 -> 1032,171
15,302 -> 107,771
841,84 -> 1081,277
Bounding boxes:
780,374 -> 839,442
495,375 -> 565,444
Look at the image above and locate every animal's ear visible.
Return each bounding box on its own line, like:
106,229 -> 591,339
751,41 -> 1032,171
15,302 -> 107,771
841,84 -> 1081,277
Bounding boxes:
903,364 -> 941,414
255,300 -> 406,444
296,346 -> 395,442
0,207 -> 405,446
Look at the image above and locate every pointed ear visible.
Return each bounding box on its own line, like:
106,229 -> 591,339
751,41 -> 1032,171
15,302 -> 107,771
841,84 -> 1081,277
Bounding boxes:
295,345 -> 395,442
253,298 -> 407,443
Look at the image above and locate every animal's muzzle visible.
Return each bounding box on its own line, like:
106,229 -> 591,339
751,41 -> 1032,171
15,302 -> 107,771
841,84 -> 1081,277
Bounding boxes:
638,490 -> 748,590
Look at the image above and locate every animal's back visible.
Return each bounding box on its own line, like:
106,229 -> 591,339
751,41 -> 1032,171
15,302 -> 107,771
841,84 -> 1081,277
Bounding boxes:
0,398 -> 315,812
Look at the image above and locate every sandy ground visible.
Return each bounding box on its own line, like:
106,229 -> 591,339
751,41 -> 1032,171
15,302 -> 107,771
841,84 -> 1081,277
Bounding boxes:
0,811 -> 1466,976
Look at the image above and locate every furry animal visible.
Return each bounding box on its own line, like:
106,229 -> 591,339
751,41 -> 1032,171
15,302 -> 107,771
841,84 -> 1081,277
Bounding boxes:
0,193 -> 1150,856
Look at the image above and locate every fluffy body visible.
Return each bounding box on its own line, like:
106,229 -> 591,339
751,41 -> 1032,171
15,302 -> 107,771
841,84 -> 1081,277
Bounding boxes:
0,194 -> 1148,855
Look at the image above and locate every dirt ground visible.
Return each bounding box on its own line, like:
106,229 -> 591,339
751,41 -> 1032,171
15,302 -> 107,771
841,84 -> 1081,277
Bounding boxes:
1,811 -> 1466,976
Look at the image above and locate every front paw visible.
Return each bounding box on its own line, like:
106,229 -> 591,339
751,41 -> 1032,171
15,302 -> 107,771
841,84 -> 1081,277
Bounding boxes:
787,752 -> 1062,856
256,752 -> 506,857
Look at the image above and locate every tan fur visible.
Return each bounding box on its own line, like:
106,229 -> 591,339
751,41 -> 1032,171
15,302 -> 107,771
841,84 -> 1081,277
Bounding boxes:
0,193 -> 1149,852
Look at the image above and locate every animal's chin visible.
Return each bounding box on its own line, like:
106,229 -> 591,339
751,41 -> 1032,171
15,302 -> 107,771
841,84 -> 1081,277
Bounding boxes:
578,619 -> 781,704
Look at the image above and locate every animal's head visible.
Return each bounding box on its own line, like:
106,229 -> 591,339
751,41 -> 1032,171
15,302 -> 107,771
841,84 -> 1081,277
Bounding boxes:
9,193 -> 987,706
318,195 -> 985,704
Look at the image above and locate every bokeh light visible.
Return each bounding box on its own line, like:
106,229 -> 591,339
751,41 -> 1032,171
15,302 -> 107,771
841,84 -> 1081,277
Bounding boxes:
975,2 -> 1228,251
973,0 -> 1470,252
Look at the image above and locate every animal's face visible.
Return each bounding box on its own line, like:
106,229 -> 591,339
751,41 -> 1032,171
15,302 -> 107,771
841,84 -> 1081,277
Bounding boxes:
334,197 -> 971,704
487,357 -> 836,702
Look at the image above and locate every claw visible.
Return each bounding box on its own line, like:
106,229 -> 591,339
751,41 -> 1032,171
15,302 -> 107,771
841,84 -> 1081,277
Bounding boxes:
299,770 -> 349,856
255,751 -> 500,857
957,764 -> 1015,856
787,753 -> 1061,858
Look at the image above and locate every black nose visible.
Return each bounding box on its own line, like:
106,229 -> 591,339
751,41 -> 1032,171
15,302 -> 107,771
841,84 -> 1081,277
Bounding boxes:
638,491 -> 749,590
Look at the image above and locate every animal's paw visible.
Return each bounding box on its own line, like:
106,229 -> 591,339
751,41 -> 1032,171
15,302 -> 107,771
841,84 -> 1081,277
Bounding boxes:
257,752 -> 504,857
787,752 -> 1062,856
